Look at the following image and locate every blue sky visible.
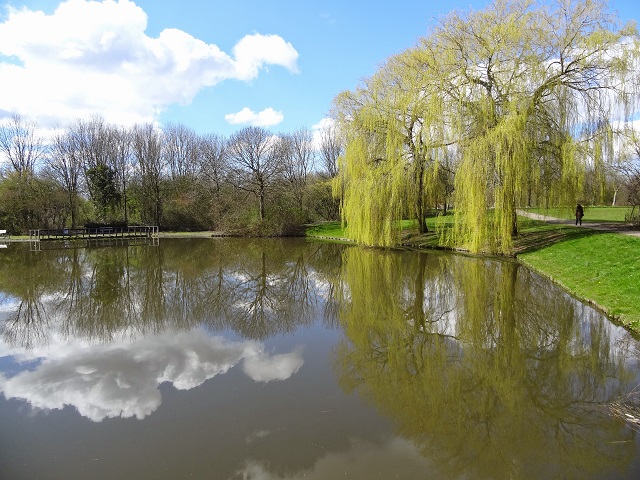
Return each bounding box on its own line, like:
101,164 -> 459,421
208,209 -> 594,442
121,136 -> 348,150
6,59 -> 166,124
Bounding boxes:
0,0 -> 638,138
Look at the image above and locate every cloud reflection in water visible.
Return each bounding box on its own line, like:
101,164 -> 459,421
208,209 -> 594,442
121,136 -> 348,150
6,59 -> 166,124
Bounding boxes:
232,437 -> 435,479
0,328 -> 304,422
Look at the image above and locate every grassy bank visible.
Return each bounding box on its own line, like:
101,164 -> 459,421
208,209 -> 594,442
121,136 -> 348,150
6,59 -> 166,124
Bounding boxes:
518,232 -> 640,330
304,222 -> 347,239
306,219 -> 640,333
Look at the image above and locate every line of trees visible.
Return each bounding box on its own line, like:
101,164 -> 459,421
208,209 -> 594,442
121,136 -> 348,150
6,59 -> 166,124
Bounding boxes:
333,0 -> 640,253
0,114 -> 343,235
3,1 -> 639,248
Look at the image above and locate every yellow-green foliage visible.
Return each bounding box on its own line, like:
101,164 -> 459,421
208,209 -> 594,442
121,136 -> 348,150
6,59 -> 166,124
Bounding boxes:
334,48 -> 448,247
331,245 -> 637,476
338,131 -> 405,247
332,0 -> 639,254
454,109 -> 531,254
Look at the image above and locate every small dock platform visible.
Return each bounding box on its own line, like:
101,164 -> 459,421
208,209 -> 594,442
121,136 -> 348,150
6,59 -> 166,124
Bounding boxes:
29,226 -> 159,242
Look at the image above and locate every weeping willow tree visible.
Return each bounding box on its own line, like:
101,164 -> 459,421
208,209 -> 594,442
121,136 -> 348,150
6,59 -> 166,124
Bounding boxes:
429,0 -> 544,254
333,48 -> 450,246
334,0 -> 639,253
433,0 -> 638,254
399,51 -> 452,234
333,82 -> 406,247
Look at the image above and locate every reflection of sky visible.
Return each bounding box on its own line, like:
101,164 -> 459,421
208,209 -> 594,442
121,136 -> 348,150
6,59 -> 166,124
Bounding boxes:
0,295 -> 20,314
0,327 -> 303,422
0,293 -> 61,317
233,437 -> 437,479
308,271 -> 332,302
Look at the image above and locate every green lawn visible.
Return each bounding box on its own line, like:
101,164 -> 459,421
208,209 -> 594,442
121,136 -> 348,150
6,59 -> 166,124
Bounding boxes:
524,206 -> 635,223
519,232 -> 640,330
306,216 -> 455,242
305,221 -> 346,238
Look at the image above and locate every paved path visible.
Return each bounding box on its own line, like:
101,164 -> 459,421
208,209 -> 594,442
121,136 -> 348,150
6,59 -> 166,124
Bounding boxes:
516,210 -> 640,238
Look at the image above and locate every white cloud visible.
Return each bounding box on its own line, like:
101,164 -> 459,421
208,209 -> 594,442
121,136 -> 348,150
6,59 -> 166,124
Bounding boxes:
0,328 -> 304,421
311,117 -> 335,148
0,0 -> 299,127
0,295 -> 20,313
233,33 -> 299,81
312,117 -> 335,131
225,107 -> 284,127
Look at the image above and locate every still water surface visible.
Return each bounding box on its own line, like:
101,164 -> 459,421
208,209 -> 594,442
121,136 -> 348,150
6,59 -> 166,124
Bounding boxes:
0,238 -> 639,479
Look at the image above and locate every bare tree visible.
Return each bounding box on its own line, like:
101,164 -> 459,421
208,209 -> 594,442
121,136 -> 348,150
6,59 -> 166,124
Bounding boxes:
163,123 -> 199,179
110,125 -> 132,223
318,122 -> 342,178
131,123 -> 164,225
199,133 -> 227,194
281,128 -> 315,209
199,133 -> 228,226
0,113 -> 45,178
66,116 -> 109,173
227,126 -> 281,221
64,117 -> 126,221
47,131 -> 83,226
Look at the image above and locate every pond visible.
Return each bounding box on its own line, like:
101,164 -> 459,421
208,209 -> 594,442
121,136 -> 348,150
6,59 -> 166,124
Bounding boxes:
0,238 -> 639,479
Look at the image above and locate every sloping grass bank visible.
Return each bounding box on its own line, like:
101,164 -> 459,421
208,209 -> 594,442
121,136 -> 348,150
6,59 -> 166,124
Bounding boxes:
306,220 -> 640,333
518,232 -> 640,331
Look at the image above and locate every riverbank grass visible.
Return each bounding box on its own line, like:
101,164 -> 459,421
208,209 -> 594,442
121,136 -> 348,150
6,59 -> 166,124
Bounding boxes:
518,232 -> 640,330
305,222 -> 345,238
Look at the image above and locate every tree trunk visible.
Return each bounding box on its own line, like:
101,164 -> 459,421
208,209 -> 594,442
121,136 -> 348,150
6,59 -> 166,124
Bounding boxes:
416,161 -> 428,234
612,186 -> 619,206
69,191 -> 76,227
259,187 -> 265,221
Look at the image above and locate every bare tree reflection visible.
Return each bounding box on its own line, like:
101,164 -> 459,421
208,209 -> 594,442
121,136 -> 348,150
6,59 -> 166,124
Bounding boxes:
0,248 -> 63,349
224,240 -> 317,340
0,239 -> 334,348
2,295 -> 49,349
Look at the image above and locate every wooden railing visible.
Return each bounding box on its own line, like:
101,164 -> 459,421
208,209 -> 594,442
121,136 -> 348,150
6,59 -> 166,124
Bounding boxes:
29,226 -> 159,241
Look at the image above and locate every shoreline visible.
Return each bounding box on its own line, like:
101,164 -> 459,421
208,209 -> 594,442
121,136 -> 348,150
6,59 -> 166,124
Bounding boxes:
4,227 -> 637,334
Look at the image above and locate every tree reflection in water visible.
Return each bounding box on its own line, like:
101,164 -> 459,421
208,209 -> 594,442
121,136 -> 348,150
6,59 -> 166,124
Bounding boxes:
333,247 -> 639,479
1,240 -> 639,478
0,239 -> 340,348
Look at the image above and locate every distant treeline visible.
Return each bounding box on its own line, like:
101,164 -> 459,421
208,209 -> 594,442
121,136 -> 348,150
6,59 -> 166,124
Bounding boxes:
0,114 -> 343,235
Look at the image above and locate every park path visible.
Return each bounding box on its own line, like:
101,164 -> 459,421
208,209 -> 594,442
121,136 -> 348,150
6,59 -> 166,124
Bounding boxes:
516,210 -> 640,238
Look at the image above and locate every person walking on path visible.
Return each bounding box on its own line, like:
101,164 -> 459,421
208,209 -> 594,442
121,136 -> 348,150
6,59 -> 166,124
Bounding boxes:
575,204 -> 584,225
516,208 -> 640,237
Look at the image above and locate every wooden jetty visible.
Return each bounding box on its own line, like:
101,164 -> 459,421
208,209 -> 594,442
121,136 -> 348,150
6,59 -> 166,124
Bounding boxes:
29,235 -> 159,251
29,226 -> 159,242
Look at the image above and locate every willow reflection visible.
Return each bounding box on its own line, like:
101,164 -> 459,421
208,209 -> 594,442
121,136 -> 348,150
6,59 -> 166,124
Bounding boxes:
0,239 -> 335,348
333,247 -> 638,479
